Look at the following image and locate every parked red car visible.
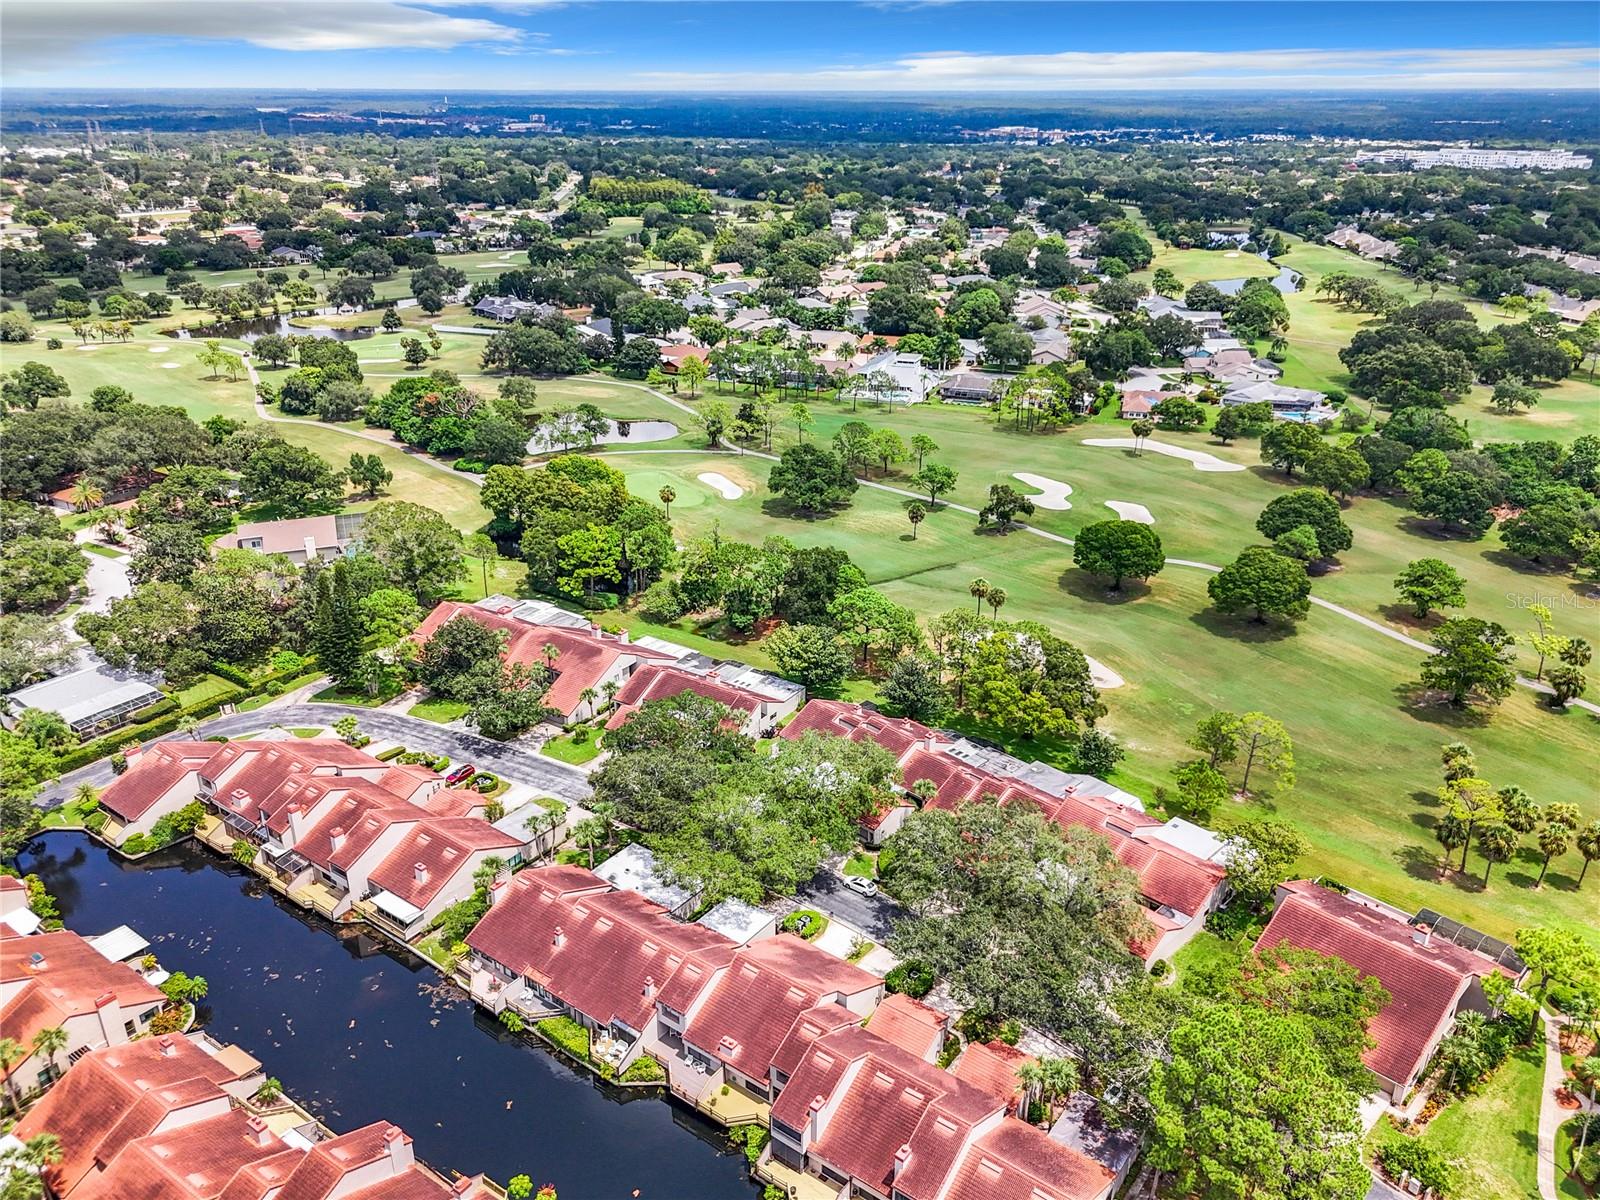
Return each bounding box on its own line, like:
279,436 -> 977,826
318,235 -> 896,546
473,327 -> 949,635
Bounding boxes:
444,763 -> 476,786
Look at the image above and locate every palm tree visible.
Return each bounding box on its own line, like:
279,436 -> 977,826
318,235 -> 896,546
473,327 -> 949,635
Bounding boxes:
1037,1057 -> 1080,1113
907,501 -> 926,540
464,533 -> 498,599
572,815 -> 609,869
12,1132 -> 61,1197
910,778 -> 938,808
1131,418 -> 1155,454
541,644 -> 561,671
1537,822 -> 1572,887
185,975 -> 209,1003
1576,821 -> 1600,888
579,686 -> 599,716
73,782 -> 99,814
1573,1058 -> 1599,1157
1016,1060 -> 1047,1119
73,479 -> 104,513
0,1037 -> 24,1117
968,577 -> 991,616
31,1026 -> 68,1087
658,486 -> 676,518
986,587 -> 1008,623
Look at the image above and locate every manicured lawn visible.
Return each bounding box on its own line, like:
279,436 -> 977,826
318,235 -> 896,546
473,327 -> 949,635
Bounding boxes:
82,542 -> 127,559
843,852 -> 877,878
171,674 -> 239,708
41,798 -> 100,829
310,683 -> 400,708
409,696 -> 471,724
234,693 -> 277,713
599,449 -> 1599,947
1367,1042 -> 1545,1200
1556,1116 -> 1594,1199
289,727 -> 326,738
541,731 -> 602,764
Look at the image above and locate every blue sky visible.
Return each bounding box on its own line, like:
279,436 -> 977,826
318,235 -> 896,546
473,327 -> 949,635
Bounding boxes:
6,1 -> 1598,91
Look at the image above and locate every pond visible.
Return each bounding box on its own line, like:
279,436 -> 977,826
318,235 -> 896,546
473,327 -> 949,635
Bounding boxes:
1211,266 -> 1303,296
528,418 -> 679,455
165,313 -> 378,343
16,832 -> 758,1200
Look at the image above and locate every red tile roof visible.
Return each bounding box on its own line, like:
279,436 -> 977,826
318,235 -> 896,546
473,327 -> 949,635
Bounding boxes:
680,936 -> 881,1081
73,1108 -> 285,1200
865,993 -> 948,1063
366,820 -> 522,910
414,602 -> 677,717
467,867 -> 730,1033
940,1118 -> 1115,1200
98,742 -> 219,821
273,1122 -> 406,1200
1,929 -> 165,1072
1254,881 -> 1482,1086
603,665 -> 759,731
15,1036 -> 244,1194
949,1040 -> 1034,1112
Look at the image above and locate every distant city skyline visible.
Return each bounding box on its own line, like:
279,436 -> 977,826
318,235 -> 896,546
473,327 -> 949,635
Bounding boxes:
5,0 -> 1598,92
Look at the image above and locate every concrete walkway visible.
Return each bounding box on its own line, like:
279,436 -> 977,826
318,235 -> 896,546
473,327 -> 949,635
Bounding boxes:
1537,1010 -> 1594,1200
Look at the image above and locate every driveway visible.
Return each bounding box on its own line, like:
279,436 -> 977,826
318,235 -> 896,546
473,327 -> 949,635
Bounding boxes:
793,869 -> 903,942
72,531 -> 131,616
34,703 -> 593,808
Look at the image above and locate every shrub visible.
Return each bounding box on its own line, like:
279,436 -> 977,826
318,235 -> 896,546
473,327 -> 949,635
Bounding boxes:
375,745 -> 407,762
1149,958 -> 1170,980
149,1005 -> 189,1035
208,661 -> 254,687
84,811 -> 108,832
1378,1138 -> 1455,1195
727,1125 -> 768,1166
537,1016 -> 591,1062
621,1055 -> 666,1084
780,909 -> 828,940
884,960 -> 935,998
570,727 -> 590,745
499,1010 -> 525,1033
121,833 -> 151,855
581,592 -> 620,611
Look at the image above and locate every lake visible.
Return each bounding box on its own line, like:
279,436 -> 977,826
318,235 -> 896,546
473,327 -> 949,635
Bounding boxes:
16,832 -> 758,1200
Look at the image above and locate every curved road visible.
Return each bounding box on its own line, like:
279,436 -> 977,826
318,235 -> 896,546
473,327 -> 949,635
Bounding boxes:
35,704 -> 592,808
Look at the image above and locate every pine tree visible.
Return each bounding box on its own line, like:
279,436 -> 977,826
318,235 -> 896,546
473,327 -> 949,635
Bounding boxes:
313,563 -> 363,688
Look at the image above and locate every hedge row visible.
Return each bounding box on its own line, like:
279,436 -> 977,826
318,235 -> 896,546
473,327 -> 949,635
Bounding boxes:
53,666 -> 324,775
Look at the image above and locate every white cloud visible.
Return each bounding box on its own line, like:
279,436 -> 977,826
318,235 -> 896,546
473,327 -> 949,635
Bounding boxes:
2,0 -> 529,74
634,46 -> 1600,91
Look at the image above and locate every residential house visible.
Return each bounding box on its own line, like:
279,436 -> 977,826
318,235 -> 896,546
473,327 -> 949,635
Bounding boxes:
657,343 -> 712,374
937,372 -> 1011,405
212,513 -> 364,565
411,601 -> 680,725
660,935 -> 883,1101
1014,294 -> 1070,326
696,898 -> 776,945
950,1039 -> 1034,1115
767,1023 -> 1114,1200
472,296 -> 557,323
852,351 -> 941,404
18,1035 -> 478,1200
94,739 -> 222,844
781,701 -> 1229,963
1028,328 -> 1075,366
2,665 -> 164,739
594,843 -> 699,918
1139,295 -> 1227,337
0,928 -> 167,1096
865,992 -> 950,1063
0,874 -> 41,937
604,662 -> 776,738
361,816 -> 523,940
1327,225 -> 1401,261
1223,380 -> 1334,422
1254,880 -> 1509,1100
464,866 -> 731,1071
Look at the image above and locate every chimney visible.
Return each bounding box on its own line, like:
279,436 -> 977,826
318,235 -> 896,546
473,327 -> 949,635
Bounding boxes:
806,1095 -> 826,1146
452,1179 -> 475,1196
642,974 -> 655,1000
328,826 -> 346,853
303,535 -> 319,562
285,804 -> 308,845
487,879 -> 506,907
245,1115 -> 274,1147
383,1125 -> 414,1172
552,925 -> 565,949
413,862 -> 428,884
157,1036 -> 177,1058
893,1144 -> 912,1179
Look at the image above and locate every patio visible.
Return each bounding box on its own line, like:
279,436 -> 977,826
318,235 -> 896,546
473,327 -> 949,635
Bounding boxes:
757,1152 -> 843,1200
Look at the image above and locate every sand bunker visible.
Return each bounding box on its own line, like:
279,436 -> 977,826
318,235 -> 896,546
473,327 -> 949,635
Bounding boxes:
1224,251 -> 1241,258
1104,500 -> 1155,524
1011,471 -> 1072,510
1086,656 -> 1125,689
147,345 -> 170,354
697,472 -> 744,500
74,344 -> 99,351
1082,438 -> 1245,473
158,362 -> 182,369
360,358 -> 401,364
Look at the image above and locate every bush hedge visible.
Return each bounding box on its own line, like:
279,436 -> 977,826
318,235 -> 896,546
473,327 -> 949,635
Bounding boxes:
374,745 -> 407,762
537,1016 -> 591,1062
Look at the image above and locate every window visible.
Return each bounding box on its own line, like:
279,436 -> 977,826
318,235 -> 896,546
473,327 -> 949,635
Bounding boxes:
124,1020 -> 137,1038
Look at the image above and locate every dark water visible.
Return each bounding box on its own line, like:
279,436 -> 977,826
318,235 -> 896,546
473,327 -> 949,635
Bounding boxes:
17,832 -> 757,1200
166,314 -> 377,342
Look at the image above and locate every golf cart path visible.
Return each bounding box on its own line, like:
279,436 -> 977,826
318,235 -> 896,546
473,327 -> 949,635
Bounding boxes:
610,381 -> 1600,713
